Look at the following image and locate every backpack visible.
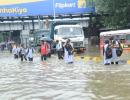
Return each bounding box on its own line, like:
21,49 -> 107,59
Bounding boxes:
116,42 -> 123,57
65,44 -> 73,55
26,48 -> 34,55
105,45 -> 112,59
19,48 -> 22,56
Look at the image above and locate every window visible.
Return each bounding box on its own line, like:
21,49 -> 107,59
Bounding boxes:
126,34 -> 130,42
57,27 -> 83,36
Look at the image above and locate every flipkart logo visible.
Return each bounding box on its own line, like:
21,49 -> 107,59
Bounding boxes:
0,0 -> 43,5
77,0 -> 87,8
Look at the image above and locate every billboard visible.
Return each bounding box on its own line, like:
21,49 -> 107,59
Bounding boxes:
0,0 -> 95,17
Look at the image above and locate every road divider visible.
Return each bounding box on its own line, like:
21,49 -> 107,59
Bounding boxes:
75,56 -> 130,64
75,56 -> 102,63
127,60 -> 130,64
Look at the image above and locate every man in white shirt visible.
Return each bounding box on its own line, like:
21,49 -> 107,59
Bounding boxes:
26,46 -> 35,62
56,40 -> 63,59
12,45 -> 19,59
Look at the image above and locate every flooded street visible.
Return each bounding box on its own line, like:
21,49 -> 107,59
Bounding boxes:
0,49 -> 130,100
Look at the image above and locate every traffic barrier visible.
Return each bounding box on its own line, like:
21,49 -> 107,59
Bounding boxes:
83,57 -> 92,61
75,56 -> 102,63
92,57 -> 101,63
75,55 -> 130,65
127,60 -> 130,64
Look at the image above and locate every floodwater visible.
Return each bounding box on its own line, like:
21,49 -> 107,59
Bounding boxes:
0,48 -> 130,100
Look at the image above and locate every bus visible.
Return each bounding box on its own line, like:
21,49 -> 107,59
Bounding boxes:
100,29 -> 130,51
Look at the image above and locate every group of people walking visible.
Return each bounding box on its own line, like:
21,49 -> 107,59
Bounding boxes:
56,39 -> 74,64
10,37 -> 125,65
40,39 -> 74,64
11,38 -> 74,64
4,38 -> 124,65
0,41 -> 14,52
103,39 -> 123,65
12,44 -> 35,62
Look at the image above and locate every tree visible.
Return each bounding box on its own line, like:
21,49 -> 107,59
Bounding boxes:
95,0 -> 130,29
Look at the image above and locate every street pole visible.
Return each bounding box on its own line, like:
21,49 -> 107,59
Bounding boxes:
38,16 -> 41,29
53,0 -> 56,21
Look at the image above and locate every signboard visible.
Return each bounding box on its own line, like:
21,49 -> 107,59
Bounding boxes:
0,0 -> 95,17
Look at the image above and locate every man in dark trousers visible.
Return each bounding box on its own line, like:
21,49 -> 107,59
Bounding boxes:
56,40 -> 63,59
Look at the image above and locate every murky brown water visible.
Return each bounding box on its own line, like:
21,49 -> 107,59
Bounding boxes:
0,49 -> 130,100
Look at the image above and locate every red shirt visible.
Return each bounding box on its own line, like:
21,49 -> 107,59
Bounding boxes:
41,43 -> 48,55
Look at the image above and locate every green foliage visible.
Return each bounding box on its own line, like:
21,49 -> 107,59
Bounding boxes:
95,0 -> 130,29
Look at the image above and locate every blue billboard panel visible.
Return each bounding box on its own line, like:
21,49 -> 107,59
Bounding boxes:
0,0 -> 95,17
54,0 -> 95,15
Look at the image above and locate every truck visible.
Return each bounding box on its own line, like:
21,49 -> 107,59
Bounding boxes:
50,22 -> 86,52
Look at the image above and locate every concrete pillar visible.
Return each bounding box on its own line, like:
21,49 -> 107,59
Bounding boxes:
20,30 -> 30,47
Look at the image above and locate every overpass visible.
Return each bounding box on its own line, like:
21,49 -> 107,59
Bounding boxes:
0,14 -> 90,46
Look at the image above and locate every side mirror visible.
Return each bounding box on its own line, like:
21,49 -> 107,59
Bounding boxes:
54,30 -> 57,34
54,29 -> 58,35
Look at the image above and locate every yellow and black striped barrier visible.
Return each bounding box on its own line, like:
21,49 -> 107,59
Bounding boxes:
127,60 -> 130,64
75,56 -> 130,64
75,56 -> 102,63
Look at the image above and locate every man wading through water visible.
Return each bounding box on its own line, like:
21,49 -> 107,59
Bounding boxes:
26,45 -> 35,62
19,44 -> 27,61
64,39 -> 74,64
56,40 -> 63,59
103,40 -> 112,65
40,40 -> 49,61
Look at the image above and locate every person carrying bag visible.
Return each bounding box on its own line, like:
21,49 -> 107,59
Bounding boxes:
116,41 -> 123,57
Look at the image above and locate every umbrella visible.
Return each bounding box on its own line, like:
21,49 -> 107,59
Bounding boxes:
8,41 -> 15,44
40,37 -> 52,42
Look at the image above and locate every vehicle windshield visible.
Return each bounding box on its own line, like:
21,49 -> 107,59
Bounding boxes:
41,32 -> 49,37
56,27 -> 83,36
35,30 -> 50,37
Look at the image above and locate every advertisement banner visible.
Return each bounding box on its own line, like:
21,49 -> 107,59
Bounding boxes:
0,0 -> 95,17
